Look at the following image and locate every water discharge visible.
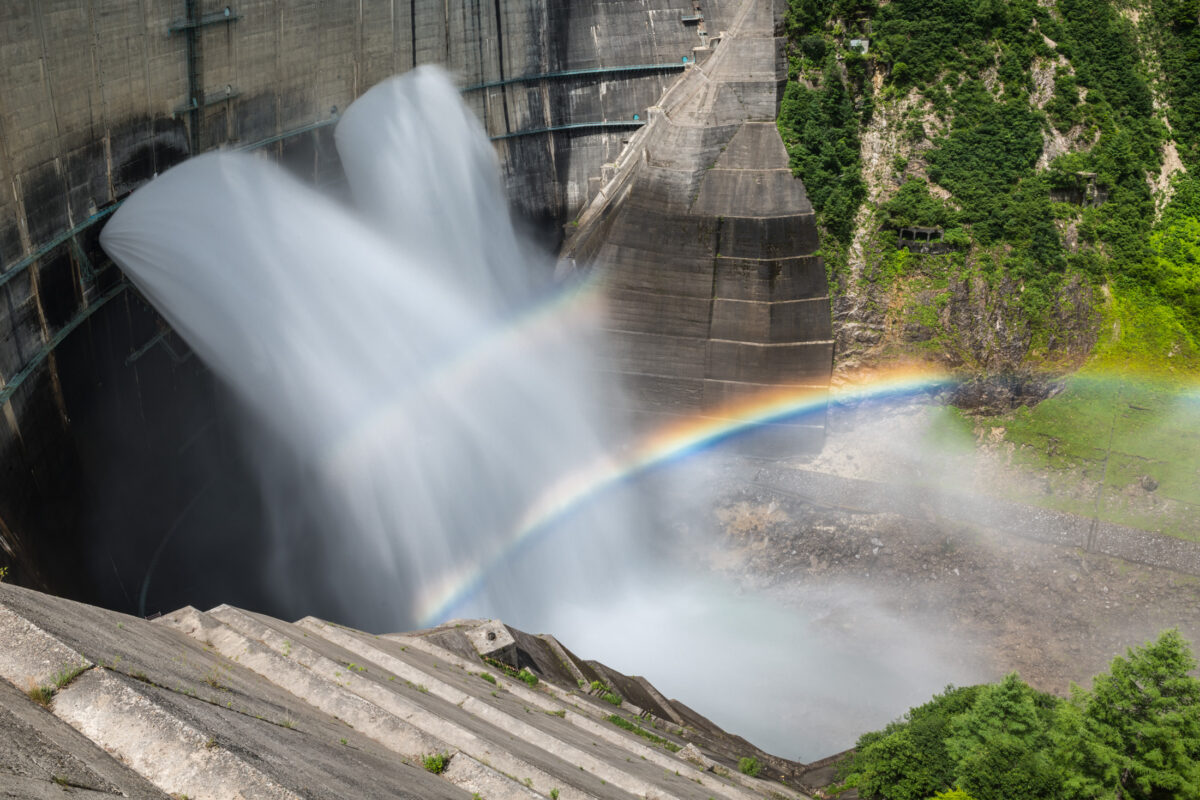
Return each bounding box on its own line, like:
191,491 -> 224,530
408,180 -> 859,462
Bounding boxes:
101,66 -> 976,760
101,67 -> 635,633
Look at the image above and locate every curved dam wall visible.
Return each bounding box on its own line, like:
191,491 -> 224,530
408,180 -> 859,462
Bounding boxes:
0,0 -> 831,608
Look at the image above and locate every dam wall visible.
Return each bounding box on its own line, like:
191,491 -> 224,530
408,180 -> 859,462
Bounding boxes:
0,0 -> 719,599
565,0 -> 834,453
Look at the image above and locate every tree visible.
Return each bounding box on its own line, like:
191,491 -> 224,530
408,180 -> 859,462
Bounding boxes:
1054,629 -> 1200,800
843,685 -> 980,800
945,673 -> 1063,800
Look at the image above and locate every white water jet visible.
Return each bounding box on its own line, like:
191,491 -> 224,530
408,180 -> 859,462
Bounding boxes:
101,67 -> 632,631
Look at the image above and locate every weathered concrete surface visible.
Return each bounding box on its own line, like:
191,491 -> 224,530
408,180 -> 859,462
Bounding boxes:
0,582 -> 810,799
0,675 -> 167,799
565,0 -> 833,453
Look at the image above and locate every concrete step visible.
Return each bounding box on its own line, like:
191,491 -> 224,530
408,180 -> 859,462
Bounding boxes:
0,581 -> 807,800
203,605 -> 632,800
300,617 -> 748,799
0,582 -> 471,800
160,605 -> 546,800
0,600 -> 298,800
342,620 -> 783,800
386,623 -> 807,800
0,675 -> 167,799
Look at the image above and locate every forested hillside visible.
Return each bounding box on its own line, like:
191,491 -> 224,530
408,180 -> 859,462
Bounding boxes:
780,0 -> 1200,398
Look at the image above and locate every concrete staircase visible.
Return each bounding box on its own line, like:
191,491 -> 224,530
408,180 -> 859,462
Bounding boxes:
0,583 -> 810,799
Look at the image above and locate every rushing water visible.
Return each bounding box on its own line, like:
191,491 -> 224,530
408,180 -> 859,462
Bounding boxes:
101,66 -> 633,632
101,66 -> 977,761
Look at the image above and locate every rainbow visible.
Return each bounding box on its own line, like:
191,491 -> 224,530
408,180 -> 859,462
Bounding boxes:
413,364 -> 958,625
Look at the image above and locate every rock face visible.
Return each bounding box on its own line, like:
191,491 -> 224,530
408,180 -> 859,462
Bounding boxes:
565,0 -> 833,452
0,581 -> 811,798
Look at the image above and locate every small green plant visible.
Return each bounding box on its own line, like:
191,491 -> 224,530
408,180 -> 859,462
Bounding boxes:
551,790 -> 560,799
27,684 -> 54,707
422,752 -> 448,774
601,692 -> 623,707
480,672 -> 497,685
52,775 -> 69,786
52,662 -> 90,689
204,737 -> 218,749
606,715 -> 680,751
738,756 -> 762,777
517,668 -> 538,687
202,665 -> 226,690
339,737 -> 348,746
0,566 -> 8,582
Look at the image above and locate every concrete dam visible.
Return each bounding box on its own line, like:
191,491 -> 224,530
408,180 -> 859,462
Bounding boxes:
0,0 -> 833,774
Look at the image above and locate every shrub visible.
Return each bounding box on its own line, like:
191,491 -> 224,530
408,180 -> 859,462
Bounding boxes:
27,684 -> 55,707
738,757 -> 762,777
479,672 -> 496,685
423,752 -> 448,774
517,668 -> 538,687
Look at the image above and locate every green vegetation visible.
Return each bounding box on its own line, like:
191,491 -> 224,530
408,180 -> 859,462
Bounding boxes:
1152,0 -> 1200,165
607,714 -> 682,752
52,662 -> 90,689
479,671 -> 497,685
27,684 -> 55,707
947,371 -> 1200,540
777,58 -> 866,244
738,756 -> 762,777
780,0 -> 1200,370
482,655 -> 537,687
837,630 -> 1200,799
422,752 -> 448,774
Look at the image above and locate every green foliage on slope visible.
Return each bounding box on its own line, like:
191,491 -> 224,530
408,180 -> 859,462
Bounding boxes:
838,631 -> 1200,800
778,59 -> 866,244
1152,0 -> 1200,165
779,0 -> 1200,370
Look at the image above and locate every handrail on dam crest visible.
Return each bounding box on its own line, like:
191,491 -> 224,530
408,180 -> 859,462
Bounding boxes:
460,62 -> 687,93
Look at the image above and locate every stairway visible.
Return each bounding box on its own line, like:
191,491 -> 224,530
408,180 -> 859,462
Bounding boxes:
0,582 -> 809,799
